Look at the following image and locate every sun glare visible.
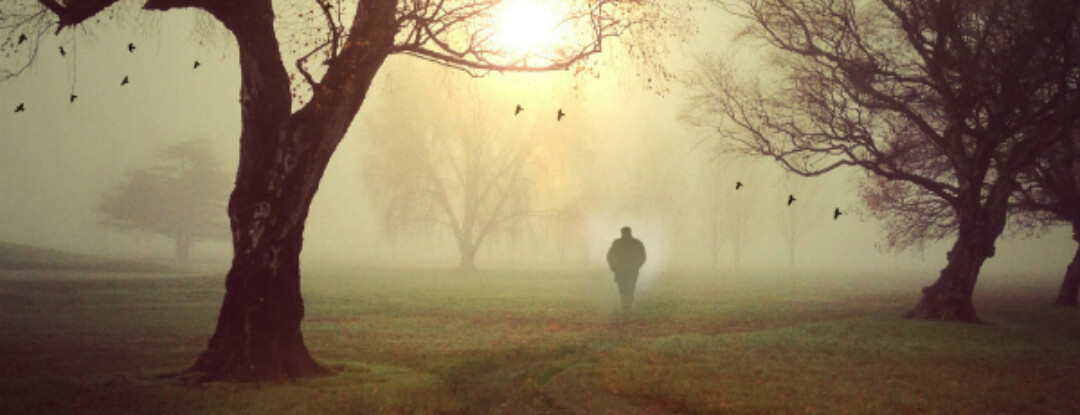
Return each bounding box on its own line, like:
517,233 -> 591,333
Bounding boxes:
494,0 -> 562,53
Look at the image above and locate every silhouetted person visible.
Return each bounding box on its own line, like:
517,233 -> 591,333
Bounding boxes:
607,226 -> 646,314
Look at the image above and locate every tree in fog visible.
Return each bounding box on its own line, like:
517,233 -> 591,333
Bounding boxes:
685,0 -> 1080,322
694,154 -> 761,275
1012,130 -> 1080,306
362,80 -> 579,271
97,139 -> 230,260
775,172 -> 825,271
704,163 -> 729,270
2,0 -> 688,380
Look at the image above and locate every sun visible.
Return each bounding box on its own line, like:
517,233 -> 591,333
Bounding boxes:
494,0 -> 562,53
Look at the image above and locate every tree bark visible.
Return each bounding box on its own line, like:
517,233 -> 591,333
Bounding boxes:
1054,223 -> 1080,307
905,236 -> 986,323
906,192 -> 1009,323
188,0 -> 398,381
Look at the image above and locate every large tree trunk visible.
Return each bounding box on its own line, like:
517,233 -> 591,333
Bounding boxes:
1054,223 -> 1080,307
905,235 -> 988,322
191,213 -> 325,380
907,191 -> 1010,323
188,0 -> 398,381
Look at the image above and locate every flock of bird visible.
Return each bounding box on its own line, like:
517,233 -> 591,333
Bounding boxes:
514,104 -> 845,221
736,180 -> 843,220
12,32 -> 844,222
11,37 -> 200,114
513,103 -> 566,122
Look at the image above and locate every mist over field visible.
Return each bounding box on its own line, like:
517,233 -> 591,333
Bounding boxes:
2,1 -> 1080,412
1,7 -> 1072,285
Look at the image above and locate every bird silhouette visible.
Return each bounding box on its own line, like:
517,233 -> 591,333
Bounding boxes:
514,104 -> 523,115
193,60 -> 201,69
128,43 -> 136,53
18,33 -> 27,44
121,76 -> 129,86
787,194 -> 796,206
834,207 -> 843,220
557,108 -> 566,121
69,94 -> 78,103
735,181 -> 743,190
59,46 -> 66,56
14,103 -> 25,112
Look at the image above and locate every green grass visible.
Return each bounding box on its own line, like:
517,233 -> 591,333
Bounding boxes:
1,267 -> 1078,414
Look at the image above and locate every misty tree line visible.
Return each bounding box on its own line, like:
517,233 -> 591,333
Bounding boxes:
2,0 -> 1077,382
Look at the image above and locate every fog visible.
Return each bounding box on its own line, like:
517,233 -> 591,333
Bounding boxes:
1,6 -> 1073,285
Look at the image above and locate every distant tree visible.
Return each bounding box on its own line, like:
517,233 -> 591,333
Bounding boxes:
549,198 -> 588,266
685,0 -> 1080,322
775,172 -> 825,271
1012,130 -> 1080,306
361,79 -> 576,272
726,159 -> 758,277
704,163 -> 728,270
98,139 -> 230,261
2,0 -> 688,381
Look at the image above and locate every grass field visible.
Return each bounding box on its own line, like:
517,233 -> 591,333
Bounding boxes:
1,267 -> 1078,414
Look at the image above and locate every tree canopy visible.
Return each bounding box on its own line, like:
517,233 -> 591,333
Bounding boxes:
97,139 -> 231,260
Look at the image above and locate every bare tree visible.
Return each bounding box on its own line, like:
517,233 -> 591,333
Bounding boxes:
698,156 -> 760,276
97,139 -> 231,261
2,0 -> 689,380
1012,130 -> 1080,306
704,162 -> 728,270
361,76 -> 579,272
685,0 -> 1080,322
775,172 -> 825,271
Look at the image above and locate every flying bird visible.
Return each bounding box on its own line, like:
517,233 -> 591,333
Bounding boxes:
557,108 -> 566,121
787,194 -> 796,206
514,104 -> 523,115
18,33 -> 27,44
834,207 -> 843,220
59,46 -> 66,56
128,43 -> 136,53
121,75 -> 129,86
193,60 -> 201,69
69,94 -> 78,103
14,103 -> 25,113
735,181 -> 743,190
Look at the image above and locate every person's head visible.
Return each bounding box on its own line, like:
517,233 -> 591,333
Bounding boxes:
621,226 -> 632,238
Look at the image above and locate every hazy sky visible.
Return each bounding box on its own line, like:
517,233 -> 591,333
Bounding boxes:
0,4 -> 1074,282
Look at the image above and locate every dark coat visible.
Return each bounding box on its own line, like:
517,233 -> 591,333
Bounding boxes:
607,236 -> 646,277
